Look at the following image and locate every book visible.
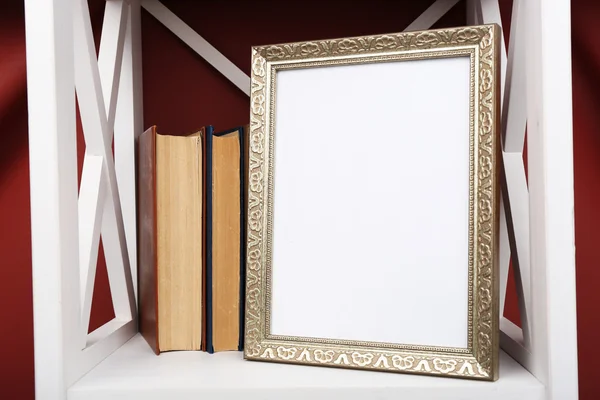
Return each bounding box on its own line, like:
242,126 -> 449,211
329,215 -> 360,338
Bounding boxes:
137,125 -> 204,354
205,126 -> 247,353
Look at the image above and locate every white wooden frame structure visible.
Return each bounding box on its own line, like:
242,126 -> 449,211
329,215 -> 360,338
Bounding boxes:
24,0 -> 578,399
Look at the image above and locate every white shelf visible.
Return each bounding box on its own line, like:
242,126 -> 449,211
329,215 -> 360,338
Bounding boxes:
24,0 -> 578,398
68,334 -> 544,400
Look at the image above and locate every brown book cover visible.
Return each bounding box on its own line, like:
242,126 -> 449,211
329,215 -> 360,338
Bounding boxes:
137,126 -> 159,354
137,126 -> 204,354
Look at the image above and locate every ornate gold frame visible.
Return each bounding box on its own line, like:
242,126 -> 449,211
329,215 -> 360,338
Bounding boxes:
244,24 -> 500,380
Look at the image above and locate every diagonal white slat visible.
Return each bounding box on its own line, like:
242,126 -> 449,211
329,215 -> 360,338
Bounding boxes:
114,0 -> 145,302
70,0 -> 141,386
71,319 -> 137,386
141,0 -> 250,95
404,0 -> 461,32
478,0 -> 533,353
73,0 -> 136,335
500,317 -> 532,369
502,0 -> 527,153
77,0 -> 130,350
78,155 -> 106,349
498,192 -> 511,314
501,0 -> 532,346
98,0 -> 129,135
503,151 -> 532,346
97,0 -> 138,325
99,178 -> 136,323
141,0 -> 460,99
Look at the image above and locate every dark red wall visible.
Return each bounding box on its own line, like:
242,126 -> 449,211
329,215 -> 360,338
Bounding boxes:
0,0 -> 597,398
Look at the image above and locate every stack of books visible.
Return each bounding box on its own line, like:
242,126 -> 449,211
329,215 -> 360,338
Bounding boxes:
136,124 -> 248,354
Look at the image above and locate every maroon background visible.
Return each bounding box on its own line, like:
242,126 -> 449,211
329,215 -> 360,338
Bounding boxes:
0,0 -> 597,398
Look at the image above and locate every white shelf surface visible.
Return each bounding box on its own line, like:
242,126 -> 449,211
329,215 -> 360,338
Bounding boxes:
68,334 -> 544,400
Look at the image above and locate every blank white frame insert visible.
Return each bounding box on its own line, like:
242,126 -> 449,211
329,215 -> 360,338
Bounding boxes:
270,56 -> 471,349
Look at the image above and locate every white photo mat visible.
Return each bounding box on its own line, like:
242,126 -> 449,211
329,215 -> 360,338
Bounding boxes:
271,57 -> 471,348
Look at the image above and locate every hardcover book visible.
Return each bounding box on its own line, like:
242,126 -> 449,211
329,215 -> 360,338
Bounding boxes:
137,125 -> 204,354
205,126 -> 247,353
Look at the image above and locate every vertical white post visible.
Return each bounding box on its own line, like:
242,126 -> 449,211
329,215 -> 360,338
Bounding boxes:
115,0 -> 144,303
526,0 -> 578,398
24,0 -> 79,399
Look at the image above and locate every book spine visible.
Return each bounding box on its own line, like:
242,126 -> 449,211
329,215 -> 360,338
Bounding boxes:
205,126 -> 214,354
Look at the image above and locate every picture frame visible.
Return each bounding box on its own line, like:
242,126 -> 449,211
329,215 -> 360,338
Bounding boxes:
244,24 -> 501,380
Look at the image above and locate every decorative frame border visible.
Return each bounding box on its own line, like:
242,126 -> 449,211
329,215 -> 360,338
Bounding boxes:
244,24 -> 500,380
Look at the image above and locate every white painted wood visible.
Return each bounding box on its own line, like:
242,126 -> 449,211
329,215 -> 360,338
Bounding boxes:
98,0 -> 129,134
48,0 -> 138,387
502,0 -> 527,154
115,0 -> 144,302
498,194 -> 510,315
478,0 -> 533,357
96,0 -> 135,325
523,0 -> 546,385
499,0 -> 532,350
500,317 -> 533,372
68,334 -> 544,400
26,0 -> 140,393
73,0 -> 136,325
502,151 -> 531,345
99,181 -> 136,321
526,0 -> 579,398
141,0 -> 250,95
79,155 -> 106,348
24,0 -> 79,398
86,318 -> 130,347
404,0 -> 461,32
25,0 -> 578,397
73,320 -> 138,382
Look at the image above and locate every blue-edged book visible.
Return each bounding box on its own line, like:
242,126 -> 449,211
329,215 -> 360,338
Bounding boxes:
204,125 -> 247,353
